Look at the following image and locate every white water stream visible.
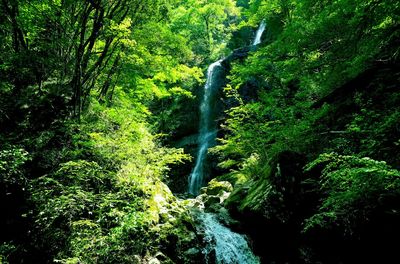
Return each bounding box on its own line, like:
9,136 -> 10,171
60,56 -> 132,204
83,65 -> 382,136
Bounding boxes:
188,59 -> 223,195
188,20 -> 267,195
188,22 -> 266,262
199,213 -> 260,264
252,20 -> 267,46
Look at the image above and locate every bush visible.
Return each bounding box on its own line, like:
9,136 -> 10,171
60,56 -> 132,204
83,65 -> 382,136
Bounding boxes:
304,153 -> 400,235
0,148 -> 29,187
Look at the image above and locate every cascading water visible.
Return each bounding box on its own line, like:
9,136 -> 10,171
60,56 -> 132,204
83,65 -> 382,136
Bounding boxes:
189,20 -> 267,195
188,22 -> 266,263
188,59 -> 223,195
199,213 -> 260,264
252,20 -> 266,46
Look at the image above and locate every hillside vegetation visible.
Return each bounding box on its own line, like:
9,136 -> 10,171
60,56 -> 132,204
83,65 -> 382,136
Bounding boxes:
1,0 -> 399,263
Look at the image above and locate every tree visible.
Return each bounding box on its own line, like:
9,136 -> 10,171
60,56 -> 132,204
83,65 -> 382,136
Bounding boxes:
170,0 -> 240,62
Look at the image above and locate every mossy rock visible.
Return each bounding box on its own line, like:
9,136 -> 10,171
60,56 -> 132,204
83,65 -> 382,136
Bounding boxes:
203,195 -> 221,208
224,182 -> 250,212
201,179 -> 233,196
182,247 -> 204,263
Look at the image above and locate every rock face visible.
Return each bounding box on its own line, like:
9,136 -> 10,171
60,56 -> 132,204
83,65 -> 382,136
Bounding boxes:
179,179 -> 248,263
167,45 -> 264,194
189,179 -> 241,230
222,46 -> 252,69
200,179 -> 233,196
193,179 -> 233,209
225,151 -> 310,263
142,181 -> 205,264
222,46 -> 262,105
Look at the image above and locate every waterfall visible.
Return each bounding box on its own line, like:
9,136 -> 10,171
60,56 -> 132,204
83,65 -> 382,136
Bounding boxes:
252,20 -> 266,46
187,21 -> 266,264
188,20 -> 266,195
188,59 -> 223,195
199,213 -> 260,264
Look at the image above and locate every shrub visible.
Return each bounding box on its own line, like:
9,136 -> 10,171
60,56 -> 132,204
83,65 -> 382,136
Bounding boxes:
303,153 -> 400,235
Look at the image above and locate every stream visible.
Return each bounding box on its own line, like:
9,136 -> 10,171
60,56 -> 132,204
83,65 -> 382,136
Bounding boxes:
198,213 -> 260,264
187,21 -> 267,263
188,59 -> 223,196
188,20 -> 266,195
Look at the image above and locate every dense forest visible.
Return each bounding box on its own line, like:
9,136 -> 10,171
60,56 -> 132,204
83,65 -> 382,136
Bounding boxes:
1,0 -> 399,263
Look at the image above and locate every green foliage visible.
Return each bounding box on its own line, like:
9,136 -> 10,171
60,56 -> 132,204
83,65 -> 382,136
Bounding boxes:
344,92 -> 400,164
213,102 -> 276,174
235,0 -> 400,97
29,138 -> 190,262
218,0 -> 400,175
303,153 -> 400,234
218,2 -> 400,261
147,64 -> 203,139
170,0 -> 241,62
24,84 -> 194,261
0,242 -> 15,264
1,0 -> 229,259
0,0 -> 241,262
1,0 -> 399,262
0,148 -> 29,187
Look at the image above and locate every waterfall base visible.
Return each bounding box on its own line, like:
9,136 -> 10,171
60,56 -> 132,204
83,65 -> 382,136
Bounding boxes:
195,212 -> 260,264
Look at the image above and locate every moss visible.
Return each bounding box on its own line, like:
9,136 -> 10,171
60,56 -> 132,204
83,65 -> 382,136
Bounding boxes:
201,179 -> 233,196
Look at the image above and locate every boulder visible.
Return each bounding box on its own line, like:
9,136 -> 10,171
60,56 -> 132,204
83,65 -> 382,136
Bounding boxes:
133,255 -> 142,264
203,195 -> 221,208
200,179 -> 233,196
154,252 -> 169,262
192,180 -> 235,210
224,151 -> 309,263
182,247 -> 204,263
148,258 -> 160,264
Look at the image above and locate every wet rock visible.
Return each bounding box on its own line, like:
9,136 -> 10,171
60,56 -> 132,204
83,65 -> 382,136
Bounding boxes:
184,198 -> 204,210
183,247 -> 204,263
159,212 -> 173,223
203,195 -> 221,208
185,247 -> 201,255
133,255 -> 142,264
215,207 -> 241,228
222,46 -> 252,69
148,258 -> 160,264
225,151 -> 310,263
200,179 -> 233,196
154,252 -> 168,262
193,180 -> 234,211
205,248 -> 216,264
